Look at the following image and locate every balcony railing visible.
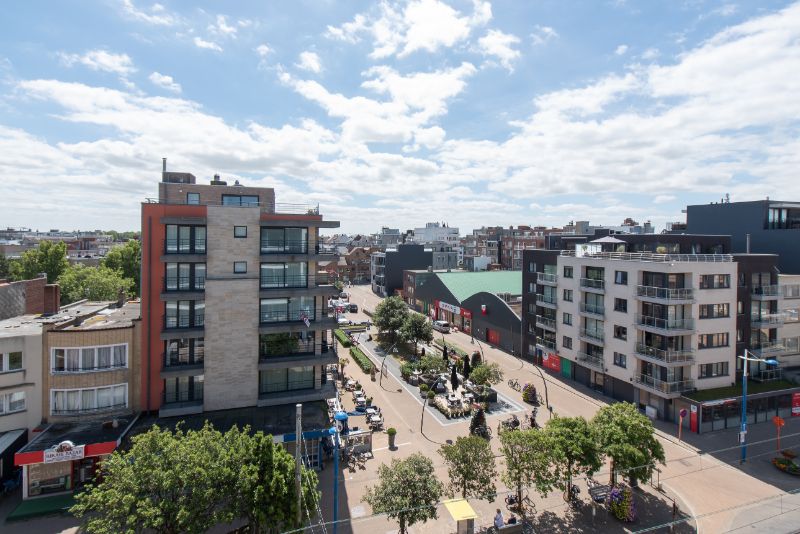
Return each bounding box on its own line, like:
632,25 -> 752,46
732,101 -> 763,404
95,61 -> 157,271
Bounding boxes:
580,327 -> 605,342
634,314 -> 694,332
752,368 -> 783,382
164,275 -> 205,292
579,302 -> 605,316
535,315 -> 556,330
164,313 -> 205,329
751,313 -> 785,327
165,238 -> 206,255
636,285 -> 694,301
260,274 -> 332,289
634,342 -> 694,363
259,379 -> 316,395
163,390 -> 204,405
537,273 -> 558,285
577,351 -> 604,369
750,340 -> 788,357
52,363 -> 128,374
51,402 -> 128,416
752,285 -> 780,297
145,198 -> 321,215
260,241 -> 333,255
536,337 -> 557,351
580,278 -> 605,291
634,375 -> 695,395
535,293 -> 557,306
163,352 -> 204,368
560,250 -> 733,263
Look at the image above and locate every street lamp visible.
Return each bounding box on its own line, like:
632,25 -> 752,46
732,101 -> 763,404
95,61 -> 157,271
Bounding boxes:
379,343 -> 399,388
329,410 -> 348,534
529,362 -> 553,419
738,350 -> 779,463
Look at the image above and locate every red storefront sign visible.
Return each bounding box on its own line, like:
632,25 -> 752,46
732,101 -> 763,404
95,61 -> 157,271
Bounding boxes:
792,392 -> 800,417
541,352 -> 561,373
462,309 -> 472,319
16,440 -> 117,466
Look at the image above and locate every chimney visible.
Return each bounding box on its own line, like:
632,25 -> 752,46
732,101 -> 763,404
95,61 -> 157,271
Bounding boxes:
162,158 -> 167,173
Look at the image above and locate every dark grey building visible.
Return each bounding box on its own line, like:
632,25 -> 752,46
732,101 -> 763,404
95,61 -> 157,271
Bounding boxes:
686,200 -> 800,273
370,244 -> 432,297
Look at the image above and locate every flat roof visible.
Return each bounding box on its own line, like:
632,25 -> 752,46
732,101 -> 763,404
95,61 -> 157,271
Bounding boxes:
61,301 -> 140,330
0,301 -> 114,338
436,271 -> 522,302
19,420 -> 131,453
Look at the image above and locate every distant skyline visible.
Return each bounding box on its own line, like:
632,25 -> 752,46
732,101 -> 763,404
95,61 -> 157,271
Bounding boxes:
2,1 -> 799,234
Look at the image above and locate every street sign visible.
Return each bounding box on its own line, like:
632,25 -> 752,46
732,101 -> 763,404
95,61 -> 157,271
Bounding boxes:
679,408 -> 688,418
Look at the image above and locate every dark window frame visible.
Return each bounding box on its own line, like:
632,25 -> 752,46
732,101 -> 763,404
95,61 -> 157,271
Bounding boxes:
234,226 -> 248,238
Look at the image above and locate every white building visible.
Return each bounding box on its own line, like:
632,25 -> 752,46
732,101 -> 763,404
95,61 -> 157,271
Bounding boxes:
412,222 -> 460,246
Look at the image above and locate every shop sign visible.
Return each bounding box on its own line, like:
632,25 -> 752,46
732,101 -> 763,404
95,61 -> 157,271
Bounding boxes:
438,301 -> 461,315
44,440 -> 85,463
462,309 -> 472,319
792,392 -> 800,417
703,398 -> 737,407
541,352 -> 561,373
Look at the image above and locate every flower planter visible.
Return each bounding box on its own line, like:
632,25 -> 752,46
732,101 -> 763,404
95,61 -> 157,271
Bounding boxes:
772,457 -> 800,476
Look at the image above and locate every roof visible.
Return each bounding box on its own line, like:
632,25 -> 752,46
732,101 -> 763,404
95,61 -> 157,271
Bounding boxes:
60,301 -> 140,330
0,429 -> 26,456
436,271 -> 522,303
18,419 -> 132,453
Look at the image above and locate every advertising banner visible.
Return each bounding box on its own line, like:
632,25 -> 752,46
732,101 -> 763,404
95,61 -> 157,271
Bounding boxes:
541,352 -> 561,373
792,392 -> 800,417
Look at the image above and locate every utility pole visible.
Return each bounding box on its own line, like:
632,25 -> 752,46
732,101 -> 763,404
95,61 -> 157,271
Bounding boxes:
295,403 -> 303,525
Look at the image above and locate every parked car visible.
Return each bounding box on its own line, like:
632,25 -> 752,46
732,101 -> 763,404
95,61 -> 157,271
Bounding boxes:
349,303 -> 358,313
337,317 -> 351,326
432,320 -> 451,333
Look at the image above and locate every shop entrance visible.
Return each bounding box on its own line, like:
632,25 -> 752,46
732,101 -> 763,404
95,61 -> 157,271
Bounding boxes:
487,329 -> 500,345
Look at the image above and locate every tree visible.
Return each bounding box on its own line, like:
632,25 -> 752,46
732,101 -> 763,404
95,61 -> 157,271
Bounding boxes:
0,253 -> 10,279
11,240 -> 68,283
468,363 -> 503,386
372,296 -> 408,342
469,407 -> 490,440
499,429 -> 552,518
470,350 -> 481,367
364,453 -> 444,534
102,240 -> 141,296
58,264 -> 134,304
399,313 -> 433,356
592,402 -> 666,485
544,416 -> 602,501
450,365 -> 459,392
462,355 -> 471,380
439,436 -> 497,502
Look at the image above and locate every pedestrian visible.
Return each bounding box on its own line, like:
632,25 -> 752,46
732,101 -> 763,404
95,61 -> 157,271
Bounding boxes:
507,514 -> 517,524
494,508 -> 504,529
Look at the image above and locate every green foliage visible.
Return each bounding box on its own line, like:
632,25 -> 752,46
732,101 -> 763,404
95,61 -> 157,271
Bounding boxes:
373,296 -> 408,340
434,339 -> 469,358
259,333 -> 300,357
57,264 -> 134,305
387,427 -> 397,436
469,407 -> 489,439
438,436 -> 497,501
101,240 -> 141,296
350,346 -> 374,373
543,416 -> 601,499
107,230 -> 140,242
468,363 -> 503,386
400,361 -> 415,380
470,350 -> 481,367
399,313 -> 433,355
334,329 -> 352,347
364,453 -> 444,534
607,485 -> 637,522
592,402 -> 666,485
11,240 -> 69,283
0,253 -> 10,279
334,280 -> 344,291
418,355 -> 447,375
499,429 -> 552,517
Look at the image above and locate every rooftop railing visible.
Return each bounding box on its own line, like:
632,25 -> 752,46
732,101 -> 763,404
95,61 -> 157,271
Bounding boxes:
145,198 -> 321,215
560,250 -> 733,263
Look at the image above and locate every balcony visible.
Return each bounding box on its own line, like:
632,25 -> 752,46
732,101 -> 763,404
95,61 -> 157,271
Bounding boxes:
579,327 -> 605,343
257,381 -> 336,408
51,403 -> 129,417
160,390 -> 204,417
579,302 -> 605,318
535,293 -> 557,309
580,278 -> 605,293
634,343 -> 694,365
164,275 -> 205,292
258,343 -> 338,369
577,351 -> 604,370
536,337 -> 557,351
161,353 -> 204,377
752,285 -> 780,300
535,315 -> 556,332
752,368 -> 784,383
635,285 -> 694,303
165,238 -> 206,255
537,272 -> 558,285
260,240 -> 335,258
751,313 -> 785,328
633,375 -> 695,398
260,274 -> 335,294
750,340 -> 789,358
258,308 -> 337,333
634,314 -> 694,334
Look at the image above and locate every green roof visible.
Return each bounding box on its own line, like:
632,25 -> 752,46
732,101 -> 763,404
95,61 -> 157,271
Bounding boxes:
435,271 -> 522,303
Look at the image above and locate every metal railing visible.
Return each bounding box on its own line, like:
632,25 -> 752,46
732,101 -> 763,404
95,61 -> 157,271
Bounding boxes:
559,250 -> 733,263
259,308 -> 334,324
580,327 -> 605,342
752,285 -> 780,297
163,389 -> 204,405
259,274 -> 332,289
163,352 -> 204,368
260,241 -> 334,255
536,337 -> 557,351
51,402 -> 128,416
535,315 -> 556,330
164,275 -> 205,292
52,363 -> 127,374
580,278 -> 605,291
145,198 -> 321,215
580,302 -> 605,316
634,342 -> 694,363
635,314 -> 694,331
751,313 -> 785,327
636,285 -> 694,301
165,238 -> 207,254
633,375 -> 695,395
537,272 -> 558,284
535,293 -> 557,305
750,340 -> 787,356
164,313 -> 205,329
259,378 -> 316,395
752,368 -> 783,382
577,351 -> 604,369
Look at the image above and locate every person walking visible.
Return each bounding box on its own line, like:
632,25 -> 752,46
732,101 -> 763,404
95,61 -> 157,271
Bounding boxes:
494,508 -> 504,529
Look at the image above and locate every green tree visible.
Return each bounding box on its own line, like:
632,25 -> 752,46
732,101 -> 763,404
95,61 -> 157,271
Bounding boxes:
0,253 -> 10,279
544,416 -> 602,501
372,296 -> 408,342
58,264 -> 134,304
592,402 -> 666,485
364,453 -> 444,534
102,240 -> 141,295
11,240 -> 68,283
400,313 -> 433,356
439,436 -> 497,501
468,363 -> 504,386
417,355 -> 448,375
499,428 -> 552,518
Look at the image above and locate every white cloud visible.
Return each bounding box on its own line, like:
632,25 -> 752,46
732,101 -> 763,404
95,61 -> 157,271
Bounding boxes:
255,44 -> 272,57
208,14 -> 237,38
148,72 -> 181,93
642,47 -> 660,60
653,194 -> 676,204
615,44 -> 628,55
296,51 -> 322,73
59,50 -> 136,76
193,37 -> 222,52
121,0 -> 176,26
237,19 -> 253,28
477,30 -> 521,71
531,25 -> 558,46
325,14 -> 368,43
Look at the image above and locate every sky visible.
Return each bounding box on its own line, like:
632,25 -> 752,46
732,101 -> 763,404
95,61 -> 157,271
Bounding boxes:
1,1 -> 799,235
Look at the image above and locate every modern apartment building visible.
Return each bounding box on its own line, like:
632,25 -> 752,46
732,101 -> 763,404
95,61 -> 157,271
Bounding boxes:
140,167 -> 340,417
411,222 -> 460,246
370,244 -> 432,297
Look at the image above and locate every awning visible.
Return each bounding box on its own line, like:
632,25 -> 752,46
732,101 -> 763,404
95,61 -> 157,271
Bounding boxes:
0,429 -> 26,456
443,498 -> 478,521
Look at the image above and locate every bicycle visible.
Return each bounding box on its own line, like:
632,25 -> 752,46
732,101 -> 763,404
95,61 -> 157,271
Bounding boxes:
508,378 -> 521,391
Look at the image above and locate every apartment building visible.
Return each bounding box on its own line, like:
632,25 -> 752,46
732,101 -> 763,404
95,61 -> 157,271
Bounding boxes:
370,244 -> 432,297
411,222 -> 460,246
140,167 -> 340,417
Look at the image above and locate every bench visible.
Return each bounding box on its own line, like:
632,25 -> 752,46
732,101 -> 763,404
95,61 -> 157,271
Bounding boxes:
490,523 -> 523,534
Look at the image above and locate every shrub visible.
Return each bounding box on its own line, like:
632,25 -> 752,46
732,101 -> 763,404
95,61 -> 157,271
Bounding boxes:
387,427 -> 397,436
522,383 -> 539,403
419,383 -> 430,392
400,362 -> 415,381
607,485 -> 637,522
427,390 -> 435,400
350,347 -> 374,373
334,329 -> 352,347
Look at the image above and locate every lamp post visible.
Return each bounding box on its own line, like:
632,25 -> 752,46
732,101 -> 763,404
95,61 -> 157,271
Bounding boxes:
330,411 -> 348,534
738,350 -> 779,463
379,343 -> 399,388
530,362 -> 552,419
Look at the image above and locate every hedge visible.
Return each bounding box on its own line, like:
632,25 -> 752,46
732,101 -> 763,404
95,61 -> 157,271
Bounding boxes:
350,347 -> 374,373
334,329 -> 352,347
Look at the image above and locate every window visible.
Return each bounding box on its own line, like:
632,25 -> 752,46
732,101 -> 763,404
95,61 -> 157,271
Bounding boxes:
699,303 -> 730,319
614,325 -> 627,341
563,266 -> 573,278
562,336 -> 573,349
614,298 -> 627,313
0,391 -> 25,415
698,333 -> 729,349
51,384 -> 127,415
163,375 -> 204,404
529,262 -> 535,273
261,227 -> 308,254
165,300 -> 203,328
165,263 -> 206,291
700,274 -> 730,289
52,344 -> 128,372
615,271 -> 628,285
0,352 -> 23,373
165,225 -> 206,254
234,261 -> 247,273
186,192 -> 200,205
234,226 -> 247,238
259,366 -> 315,393
222,194 -> 260,206
699,362 -> 729,378
563,289 -> 573,302
563,312 -> 572,326
613,352 -> 626,368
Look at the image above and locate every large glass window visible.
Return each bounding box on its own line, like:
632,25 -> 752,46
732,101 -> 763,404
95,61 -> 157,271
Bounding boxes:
260,227 -> 308,253
259,366 -> 315,393
51,384 -> 127,415
0,352 -> 23,372
222,194 -> 260,206
165,301 -> 203,328
52,344 -> 127,372
163,375 -> 204,404
260,262 -> 308,288
166,225 -> 206,254
0,391 -> 25,414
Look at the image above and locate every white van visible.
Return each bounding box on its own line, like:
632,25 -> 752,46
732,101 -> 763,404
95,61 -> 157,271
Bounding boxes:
432,320 -> 451,333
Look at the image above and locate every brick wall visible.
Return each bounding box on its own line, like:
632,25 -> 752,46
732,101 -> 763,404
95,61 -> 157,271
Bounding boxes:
0,276 -> 52,320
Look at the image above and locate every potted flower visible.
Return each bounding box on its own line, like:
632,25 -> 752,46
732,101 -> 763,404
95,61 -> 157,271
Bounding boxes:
366,396 -> 373,406
387,427 -> 397,449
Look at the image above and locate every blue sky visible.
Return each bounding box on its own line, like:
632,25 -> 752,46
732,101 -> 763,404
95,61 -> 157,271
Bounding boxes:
1,1 -> 799,234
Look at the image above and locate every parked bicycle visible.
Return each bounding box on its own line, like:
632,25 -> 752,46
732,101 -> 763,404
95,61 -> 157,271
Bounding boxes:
497,414 -> 521,434
508,378 -> 521,391
505,493 -> 535,516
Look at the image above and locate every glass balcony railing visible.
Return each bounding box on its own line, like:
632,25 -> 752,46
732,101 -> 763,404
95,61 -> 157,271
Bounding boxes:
580,278 -> 605,291
577,351 -> 604,369
634,342 -> 694,363
580,302 -> 605,316
752,285 -> 780,297
634,314 -> 694,332
164,276 -> 205,292
536,337 -> 557,351
636,285 -> 694,301
580,327 -> 605,342
537,272 -> 558,284
751,313 -> 785,327
259,274 -> 332,289
165,239 -> 206,254
535,293 -> 557,306
634,375 -> 694,395
535,315 -> 556,330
